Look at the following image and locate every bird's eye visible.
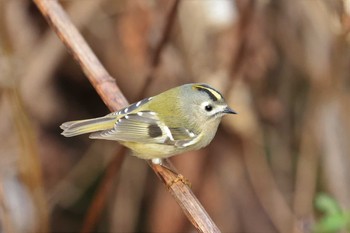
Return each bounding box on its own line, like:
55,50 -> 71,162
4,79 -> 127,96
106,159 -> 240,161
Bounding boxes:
205,105 -> 213,112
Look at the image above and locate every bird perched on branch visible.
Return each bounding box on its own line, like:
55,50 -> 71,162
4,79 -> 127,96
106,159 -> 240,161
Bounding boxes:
61,83 -> 236,163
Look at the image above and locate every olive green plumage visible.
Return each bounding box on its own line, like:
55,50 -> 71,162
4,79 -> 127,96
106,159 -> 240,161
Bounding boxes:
60,83 -> 236,160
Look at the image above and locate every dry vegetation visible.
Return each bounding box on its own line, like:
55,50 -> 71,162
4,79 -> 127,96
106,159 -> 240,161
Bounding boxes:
1,0 -> 350,232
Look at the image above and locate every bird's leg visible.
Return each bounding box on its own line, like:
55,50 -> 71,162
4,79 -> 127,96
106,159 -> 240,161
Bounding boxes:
151,158 -> 192,188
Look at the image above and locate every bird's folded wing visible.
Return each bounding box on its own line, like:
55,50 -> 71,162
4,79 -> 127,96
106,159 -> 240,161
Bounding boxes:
89,111 -> 198,147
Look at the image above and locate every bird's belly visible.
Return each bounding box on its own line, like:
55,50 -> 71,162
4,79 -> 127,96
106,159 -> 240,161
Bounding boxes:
121,142 -> 180,160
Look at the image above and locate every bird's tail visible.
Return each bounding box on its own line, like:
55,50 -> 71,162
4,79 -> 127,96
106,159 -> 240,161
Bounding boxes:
60,116 -> 116,137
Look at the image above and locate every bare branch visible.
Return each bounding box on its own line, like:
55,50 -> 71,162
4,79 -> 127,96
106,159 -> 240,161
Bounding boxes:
149,160 -> 220,233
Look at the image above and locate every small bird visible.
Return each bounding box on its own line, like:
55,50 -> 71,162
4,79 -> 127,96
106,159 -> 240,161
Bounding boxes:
61,83 -> 236,162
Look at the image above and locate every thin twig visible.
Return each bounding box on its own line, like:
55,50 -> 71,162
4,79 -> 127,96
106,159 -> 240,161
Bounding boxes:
152,0 -> 180,67
138,0 -> 180,98
81,147 -> 127,233
228,0 -> 254,82
33,0 -> 220,232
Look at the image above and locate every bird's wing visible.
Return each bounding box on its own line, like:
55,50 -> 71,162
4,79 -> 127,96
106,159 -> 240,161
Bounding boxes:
89,111 -> 198,147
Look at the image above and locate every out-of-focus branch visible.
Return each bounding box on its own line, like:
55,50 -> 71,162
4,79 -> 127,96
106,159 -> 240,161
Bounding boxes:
33,0 -> 220,232
81,147 -> 127,233
33,0 -> 127,111
138,0 -> 180,98
242,139 -> 303,233
152,0 -> 180,67
21,0 -> 107,123
1,1 -> 49,232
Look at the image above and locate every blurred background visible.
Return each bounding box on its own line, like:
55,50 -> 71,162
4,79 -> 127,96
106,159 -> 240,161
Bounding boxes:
1,0 -> 350,232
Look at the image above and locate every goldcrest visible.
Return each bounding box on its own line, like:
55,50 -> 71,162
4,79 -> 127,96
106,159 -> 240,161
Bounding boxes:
61,83 -> 236,161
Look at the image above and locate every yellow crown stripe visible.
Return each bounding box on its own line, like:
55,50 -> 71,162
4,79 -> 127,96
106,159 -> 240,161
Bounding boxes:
193,84 -> 223,101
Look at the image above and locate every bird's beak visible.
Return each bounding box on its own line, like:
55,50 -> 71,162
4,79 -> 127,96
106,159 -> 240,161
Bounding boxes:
223,106 -> 237,114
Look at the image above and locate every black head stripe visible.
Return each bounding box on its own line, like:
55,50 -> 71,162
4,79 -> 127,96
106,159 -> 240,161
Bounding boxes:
193,84 -> 223,101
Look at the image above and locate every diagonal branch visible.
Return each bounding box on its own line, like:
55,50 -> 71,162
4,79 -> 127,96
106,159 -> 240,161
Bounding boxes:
33,0 -> 220,232
34,0 -> 127,111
